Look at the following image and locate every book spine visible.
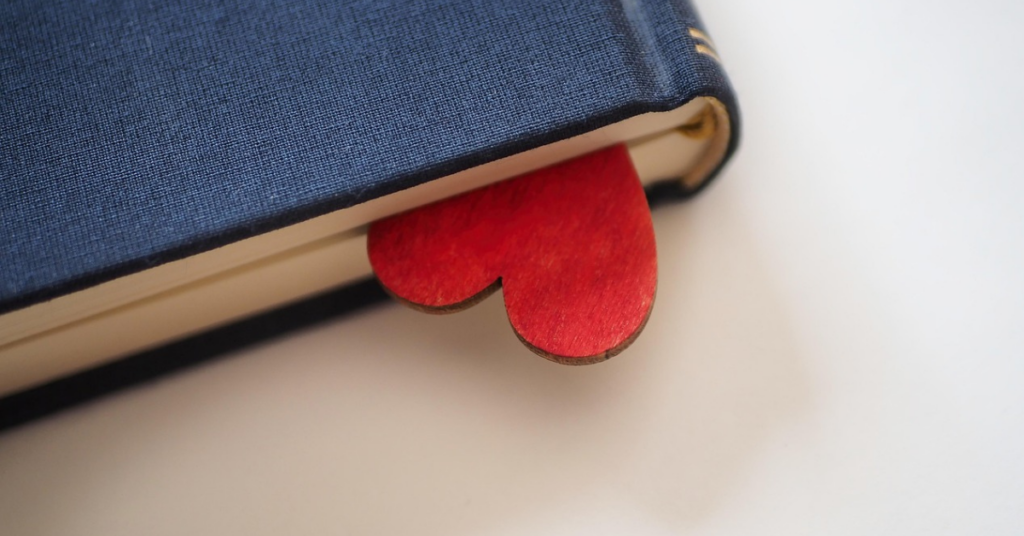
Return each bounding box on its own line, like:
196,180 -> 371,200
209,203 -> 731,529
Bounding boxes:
612,0 -> 741,196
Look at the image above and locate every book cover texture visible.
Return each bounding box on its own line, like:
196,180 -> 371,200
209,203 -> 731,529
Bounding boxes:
0,0 -> 738,314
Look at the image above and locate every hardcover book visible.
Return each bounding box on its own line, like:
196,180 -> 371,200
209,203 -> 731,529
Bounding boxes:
0,0 -> 739,406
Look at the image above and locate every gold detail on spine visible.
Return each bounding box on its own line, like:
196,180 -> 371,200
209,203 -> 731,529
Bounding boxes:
687,27 -> 717,48
689,27 -> 721,62
694,44 -> 721,62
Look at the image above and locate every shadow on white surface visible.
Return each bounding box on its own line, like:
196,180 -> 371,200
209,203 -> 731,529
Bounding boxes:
0,181 -> 811,535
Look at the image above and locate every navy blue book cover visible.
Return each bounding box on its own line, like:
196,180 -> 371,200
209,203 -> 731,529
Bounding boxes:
0,0 -> 738,315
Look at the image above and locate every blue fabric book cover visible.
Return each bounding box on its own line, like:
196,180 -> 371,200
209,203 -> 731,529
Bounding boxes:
0,0 -> 739,422
1,0 -> 738,314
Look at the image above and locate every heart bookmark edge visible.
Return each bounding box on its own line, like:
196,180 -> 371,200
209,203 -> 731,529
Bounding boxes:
377,276 -> 657,365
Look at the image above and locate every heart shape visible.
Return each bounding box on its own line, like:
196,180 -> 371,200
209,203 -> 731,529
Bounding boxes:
367,144 -> 657,363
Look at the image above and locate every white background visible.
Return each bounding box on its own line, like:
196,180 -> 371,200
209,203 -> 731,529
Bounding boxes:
2,0 -> 1023,534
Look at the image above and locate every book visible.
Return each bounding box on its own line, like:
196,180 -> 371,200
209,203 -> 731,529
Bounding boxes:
0,0 -> 739,401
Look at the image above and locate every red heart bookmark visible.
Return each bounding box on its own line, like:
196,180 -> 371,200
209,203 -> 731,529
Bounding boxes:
368,144 -> 656,364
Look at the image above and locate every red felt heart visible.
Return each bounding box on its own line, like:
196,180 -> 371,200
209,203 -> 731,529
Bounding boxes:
367,144 -> 657,363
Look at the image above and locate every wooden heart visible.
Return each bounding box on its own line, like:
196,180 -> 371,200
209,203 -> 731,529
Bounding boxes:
367,144 -> 657,364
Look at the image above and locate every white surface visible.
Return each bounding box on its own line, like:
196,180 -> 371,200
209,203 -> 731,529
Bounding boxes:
2,0 -> 1023,534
